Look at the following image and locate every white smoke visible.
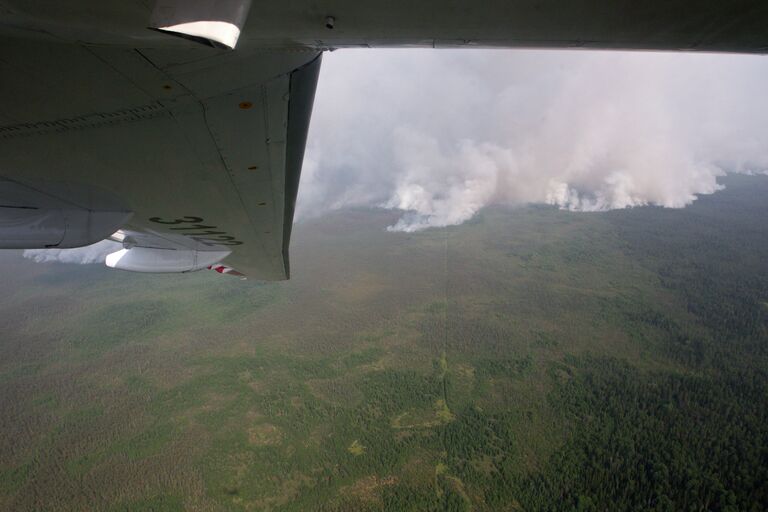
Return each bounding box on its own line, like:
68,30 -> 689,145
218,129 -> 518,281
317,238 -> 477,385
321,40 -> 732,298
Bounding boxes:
298,49 -> 768,231
23,239 -> 120,265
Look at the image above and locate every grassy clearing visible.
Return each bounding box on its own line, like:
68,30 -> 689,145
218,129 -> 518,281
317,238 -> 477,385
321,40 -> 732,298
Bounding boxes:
348,440 -> 365,456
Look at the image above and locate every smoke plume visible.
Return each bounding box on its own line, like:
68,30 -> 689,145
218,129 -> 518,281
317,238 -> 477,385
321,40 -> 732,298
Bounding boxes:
298,49 -> 768,231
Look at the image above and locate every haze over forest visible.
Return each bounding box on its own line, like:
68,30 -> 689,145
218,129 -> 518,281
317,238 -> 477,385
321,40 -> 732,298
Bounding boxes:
1,174 -> 767,511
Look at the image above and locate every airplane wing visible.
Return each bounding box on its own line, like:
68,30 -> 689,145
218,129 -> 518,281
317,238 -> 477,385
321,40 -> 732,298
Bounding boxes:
1,0 -> 766,278
0,35 -> 320,279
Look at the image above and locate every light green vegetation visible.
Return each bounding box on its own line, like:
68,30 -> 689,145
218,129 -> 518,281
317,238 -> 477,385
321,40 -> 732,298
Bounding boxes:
0,175 -> 767,511
348,440 -> 366,456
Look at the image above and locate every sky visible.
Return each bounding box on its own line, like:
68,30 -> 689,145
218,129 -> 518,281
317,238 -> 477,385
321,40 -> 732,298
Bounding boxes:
22,48 -> 768,263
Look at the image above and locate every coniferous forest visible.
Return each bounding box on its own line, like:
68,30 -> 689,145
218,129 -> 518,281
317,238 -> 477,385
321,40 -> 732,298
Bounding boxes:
0,174 -> 766,511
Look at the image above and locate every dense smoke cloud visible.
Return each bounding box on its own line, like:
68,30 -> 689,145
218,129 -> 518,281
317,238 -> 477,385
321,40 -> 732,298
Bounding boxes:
298,49 -> 768,231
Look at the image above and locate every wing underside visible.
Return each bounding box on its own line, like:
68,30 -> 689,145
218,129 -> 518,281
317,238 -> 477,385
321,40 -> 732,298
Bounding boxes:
0,38 -> 321,279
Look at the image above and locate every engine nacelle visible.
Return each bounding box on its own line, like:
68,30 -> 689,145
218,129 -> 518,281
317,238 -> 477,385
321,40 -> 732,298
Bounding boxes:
106,247 -> 230,273
0,178 -> 131,249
